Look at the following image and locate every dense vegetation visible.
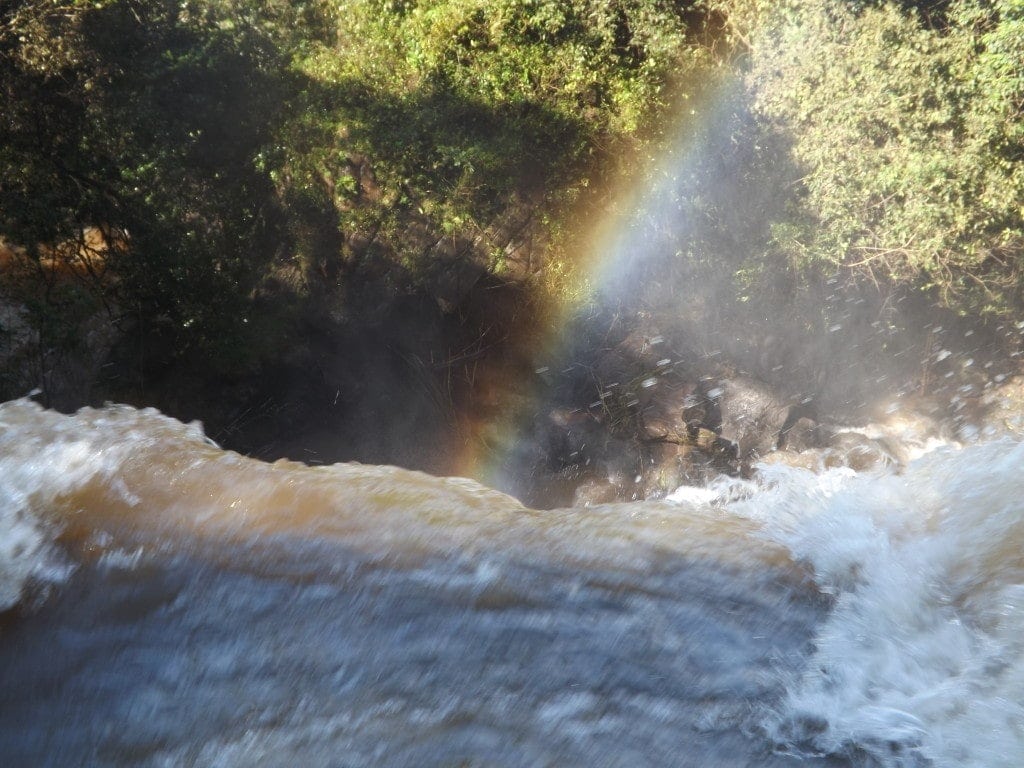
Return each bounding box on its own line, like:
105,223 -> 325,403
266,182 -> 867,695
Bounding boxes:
1,0 -> 1022,408
281,0 -> 713,281
746,0 -> 1024,315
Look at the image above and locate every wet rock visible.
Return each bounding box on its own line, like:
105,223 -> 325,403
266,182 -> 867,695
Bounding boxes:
617,327 -> 677,371
777,416 -> 823,453
690,426 -> 738,461
573,479 -> 621,507
0,294 -> 119,408
972,376 -> 1024,440
595,436 -> 644,491
641,442 -> 733,497
758,450 -> 823,472
639,378 -> 697,442
591,350 -> 633,389
822,431 -> 895,472
704,376 -> 792,461
638,442 -> 687,499
541,408 -> 602,473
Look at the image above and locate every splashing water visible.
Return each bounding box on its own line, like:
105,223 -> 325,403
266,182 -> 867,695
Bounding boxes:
1,399 -> 1023,766
748,448 -> 1024,767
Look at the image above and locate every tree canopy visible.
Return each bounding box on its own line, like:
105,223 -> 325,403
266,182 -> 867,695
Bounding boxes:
1,0 -> 1023,403
746,0 -> 1024,314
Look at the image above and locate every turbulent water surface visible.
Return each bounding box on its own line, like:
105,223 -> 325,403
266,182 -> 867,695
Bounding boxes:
1,399 -> 1023,767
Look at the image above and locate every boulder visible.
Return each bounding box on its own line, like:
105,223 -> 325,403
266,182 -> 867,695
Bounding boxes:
573,479 -> 621,507
701,376 -> 794,461
822,430 -> 896,472
777,416 -> 823,453
972,376 -> 1024,440
639,377 -> 698,442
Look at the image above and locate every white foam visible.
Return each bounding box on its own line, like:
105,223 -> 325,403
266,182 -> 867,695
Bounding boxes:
0,485 -> 53,610
5,394 -> 1024,765
0,399 -> 145,609
735,442 -> 1024,766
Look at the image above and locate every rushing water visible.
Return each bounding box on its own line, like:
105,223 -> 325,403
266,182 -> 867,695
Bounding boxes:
1,398 -> 1023,767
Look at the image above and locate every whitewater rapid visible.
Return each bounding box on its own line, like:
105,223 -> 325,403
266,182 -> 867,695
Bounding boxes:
1,398 -> 1022,766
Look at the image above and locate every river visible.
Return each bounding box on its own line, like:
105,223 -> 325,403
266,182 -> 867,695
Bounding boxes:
1,398 -> 1022,766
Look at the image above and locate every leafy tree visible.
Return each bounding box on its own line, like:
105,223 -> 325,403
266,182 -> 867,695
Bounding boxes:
745,0 -> 1024,314
276,0 -> 716,285
1,0 -> 291,376
1,0 -> 721,391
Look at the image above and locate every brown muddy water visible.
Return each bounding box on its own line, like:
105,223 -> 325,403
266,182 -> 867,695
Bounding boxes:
1,399 -> 1022,767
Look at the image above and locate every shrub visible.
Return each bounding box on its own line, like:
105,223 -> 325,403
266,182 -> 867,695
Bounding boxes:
746,0 -> 1024,314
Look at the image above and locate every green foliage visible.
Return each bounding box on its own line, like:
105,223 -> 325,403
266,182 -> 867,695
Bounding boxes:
0,0 -> 291,370
11,0 -> 1022,404
747,0 -> 1024,314
277,0 -> 712,277
1,0 -> 713,387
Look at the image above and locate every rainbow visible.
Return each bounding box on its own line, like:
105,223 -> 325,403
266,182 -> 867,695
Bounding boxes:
452,73 -> 745,496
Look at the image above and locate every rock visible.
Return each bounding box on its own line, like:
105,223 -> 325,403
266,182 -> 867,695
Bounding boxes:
973,376 -> 1024,440
594,436 -> 644,490
823,431 -> 895,472
639,378 -> 698,442
638,442 -> 685,498
617,327 -> 677,371
542,408 -> 602,471
592,350 -> 634,390
690,426 -> 737,460
573,479 -> 621,507
428,258 -> 486,314
777,416 -> 822,452
758,450 -> 823,472
703,376 -> 792,461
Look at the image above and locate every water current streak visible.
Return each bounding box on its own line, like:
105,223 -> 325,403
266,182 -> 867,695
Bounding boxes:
3,400 -> 1024,766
